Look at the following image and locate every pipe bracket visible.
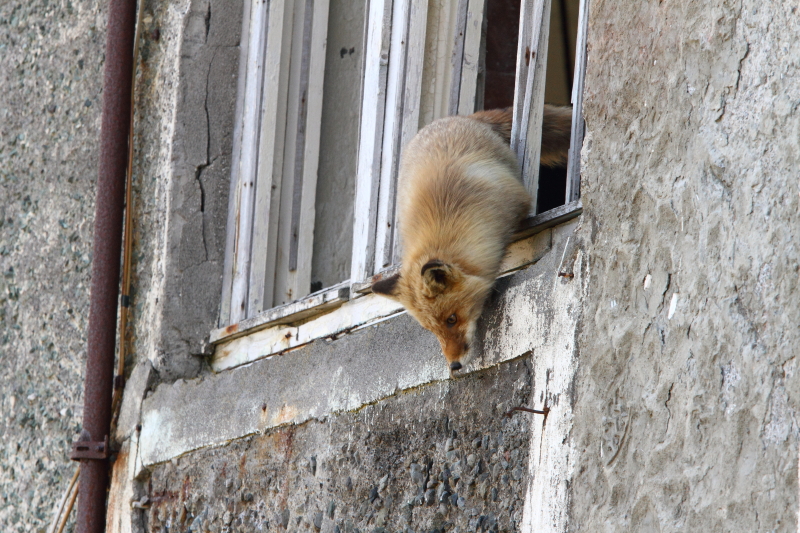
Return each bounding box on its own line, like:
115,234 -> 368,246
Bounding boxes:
70,435 -> 110,461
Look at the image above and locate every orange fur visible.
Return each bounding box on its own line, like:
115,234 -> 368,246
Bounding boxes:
372,106 -> 571,370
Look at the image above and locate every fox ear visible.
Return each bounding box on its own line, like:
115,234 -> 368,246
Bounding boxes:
372,273 -> 401,299
421,260 -> 456,297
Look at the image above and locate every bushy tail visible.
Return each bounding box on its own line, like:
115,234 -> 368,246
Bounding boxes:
469,105 -> 573,167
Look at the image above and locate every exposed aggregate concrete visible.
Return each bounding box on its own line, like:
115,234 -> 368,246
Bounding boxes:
0,0 -> 105,531
144,359 -> 535,533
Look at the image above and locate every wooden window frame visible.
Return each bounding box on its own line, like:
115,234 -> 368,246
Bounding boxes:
220,0 -> 331,327
214,0 -> 589,355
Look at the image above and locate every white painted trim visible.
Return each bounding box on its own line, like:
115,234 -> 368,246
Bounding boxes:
249,0 -> 292,315
229,0 -> 271,324
374,0 -> 412,272
210,282 -> 350,344
565,0 -> 590,203
211,293 -> 405,372
395,0 -> 429,263
273,1 -> 309,306
513,0 -> 552,211
350,0 -> 393,283
290,0 -> 330,302
272,0 -> 330,307
448,0 -> 469,116
427,0 -> 459,124
219,0 -> 254,327
456,0 -> 486,115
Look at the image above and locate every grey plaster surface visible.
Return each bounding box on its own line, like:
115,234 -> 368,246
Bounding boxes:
0,0 -> 105,530
144,358 -> 535,533
140,312 -> 443,467
155,0 -> 241,377
570,0 -> 800,530
114,0 -> 242,386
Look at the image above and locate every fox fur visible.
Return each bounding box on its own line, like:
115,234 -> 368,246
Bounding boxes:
372,105 -> 572,370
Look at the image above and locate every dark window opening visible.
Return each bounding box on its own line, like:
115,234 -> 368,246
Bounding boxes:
483,0 -> 579,214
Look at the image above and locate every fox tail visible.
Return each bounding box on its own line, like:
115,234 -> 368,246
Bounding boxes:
469,105 -> 573,167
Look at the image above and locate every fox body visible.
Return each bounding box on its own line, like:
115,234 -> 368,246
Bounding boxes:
372,106 -> 572,371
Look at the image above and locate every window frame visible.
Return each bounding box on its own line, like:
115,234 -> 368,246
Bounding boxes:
213,0 -> 589,360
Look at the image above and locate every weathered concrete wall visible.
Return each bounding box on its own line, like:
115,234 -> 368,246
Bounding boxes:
5,0 -> 796,530
145,359 -> 534,533
128,0 -> 241,381
0,0 -> 105,530
570,0 -> 800,530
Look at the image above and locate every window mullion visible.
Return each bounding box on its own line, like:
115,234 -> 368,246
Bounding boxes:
219,0 -> 254,327
565,0 -> 590,203
455,0 -> 486,115
273,0 -> 330,307
248,1 -> 293,317
374,0 -> 412,272
228,0 -> 271,325
292,0 -> 330,300
350,0 -> 393,285
512,0 -> 552,212
393,0 -> 429,265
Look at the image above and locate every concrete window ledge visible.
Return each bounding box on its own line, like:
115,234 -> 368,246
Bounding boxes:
138,217 -> 583,469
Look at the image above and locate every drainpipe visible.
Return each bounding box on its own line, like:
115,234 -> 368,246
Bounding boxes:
71,0 -> 137,531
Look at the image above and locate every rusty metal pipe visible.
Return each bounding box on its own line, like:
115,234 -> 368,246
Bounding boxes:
76,0 -> 137,530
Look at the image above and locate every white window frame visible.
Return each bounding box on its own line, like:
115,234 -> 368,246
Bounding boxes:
220,0 -> 331,327
213,0 -> 590,367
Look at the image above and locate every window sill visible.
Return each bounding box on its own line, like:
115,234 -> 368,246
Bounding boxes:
209,199 -> 581,368
210,282 -> 350,344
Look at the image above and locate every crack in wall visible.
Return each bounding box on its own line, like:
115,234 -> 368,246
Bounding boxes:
192,46 -> 220,262
204,2 -> 211,43
664,382 -> 674,437
733,41 -> 750,96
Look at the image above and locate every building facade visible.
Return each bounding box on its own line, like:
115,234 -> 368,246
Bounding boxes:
1,0 -> 798,532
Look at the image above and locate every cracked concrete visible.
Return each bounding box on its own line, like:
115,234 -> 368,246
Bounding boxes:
132,0 -> 242,379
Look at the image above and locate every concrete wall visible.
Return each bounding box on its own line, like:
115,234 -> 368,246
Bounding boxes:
0,0 -> 105,530
570,0 -> 800,529
144,359 -> 535,533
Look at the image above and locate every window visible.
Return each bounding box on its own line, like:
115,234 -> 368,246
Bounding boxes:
213,0 -> 589,368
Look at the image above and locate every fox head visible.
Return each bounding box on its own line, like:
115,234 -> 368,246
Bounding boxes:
372,259 -> 493,372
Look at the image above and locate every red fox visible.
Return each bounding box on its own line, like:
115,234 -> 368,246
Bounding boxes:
371,106 -> 572,371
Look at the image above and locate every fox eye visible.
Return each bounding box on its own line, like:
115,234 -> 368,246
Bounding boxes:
446,314 -> 457,327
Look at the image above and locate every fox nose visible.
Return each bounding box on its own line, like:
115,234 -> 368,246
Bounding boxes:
450,361 -> 462,371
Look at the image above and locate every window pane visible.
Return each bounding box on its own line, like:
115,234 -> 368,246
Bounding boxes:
311,0 -> 367,291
